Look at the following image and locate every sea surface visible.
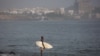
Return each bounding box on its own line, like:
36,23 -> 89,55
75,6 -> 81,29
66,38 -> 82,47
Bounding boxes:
0,19 -> 100,56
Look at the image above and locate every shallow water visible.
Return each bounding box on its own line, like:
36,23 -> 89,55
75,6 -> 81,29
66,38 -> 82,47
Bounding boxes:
0,19 -> 100,56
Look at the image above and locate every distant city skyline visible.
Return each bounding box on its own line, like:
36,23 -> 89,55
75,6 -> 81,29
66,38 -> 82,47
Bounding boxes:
0,0 -> 100,10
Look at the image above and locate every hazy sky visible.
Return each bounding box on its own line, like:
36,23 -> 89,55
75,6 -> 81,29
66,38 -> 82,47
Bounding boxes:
0,0 -> 100,10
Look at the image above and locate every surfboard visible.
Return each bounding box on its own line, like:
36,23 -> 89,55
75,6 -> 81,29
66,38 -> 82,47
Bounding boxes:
36,41 -> 53,49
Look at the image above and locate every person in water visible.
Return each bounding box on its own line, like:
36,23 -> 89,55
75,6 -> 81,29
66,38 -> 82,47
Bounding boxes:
41,36 -> 45,50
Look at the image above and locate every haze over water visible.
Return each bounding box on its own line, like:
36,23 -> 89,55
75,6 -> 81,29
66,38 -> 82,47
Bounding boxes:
0,0 -> 100,10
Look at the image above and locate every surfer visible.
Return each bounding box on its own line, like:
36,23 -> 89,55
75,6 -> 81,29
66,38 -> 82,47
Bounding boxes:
41,36 -> 45,50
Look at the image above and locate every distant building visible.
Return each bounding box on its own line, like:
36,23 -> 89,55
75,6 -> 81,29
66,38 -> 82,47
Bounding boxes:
68,10 -> 74,15
60,8 -> 65,15
73,0 -> 79,14
77,0 -> 93,14
9,10 -> 18,14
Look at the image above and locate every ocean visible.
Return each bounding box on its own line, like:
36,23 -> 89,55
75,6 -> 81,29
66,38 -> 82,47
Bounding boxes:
0,19 -> 100,56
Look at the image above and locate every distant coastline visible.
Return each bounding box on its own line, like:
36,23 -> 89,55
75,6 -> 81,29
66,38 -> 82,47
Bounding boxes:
0,14 -> 66,21
0,14 -> 100,21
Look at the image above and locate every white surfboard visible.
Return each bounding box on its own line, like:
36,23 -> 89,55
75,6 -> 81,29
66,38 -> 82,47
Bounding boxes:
36,41 -> 53,49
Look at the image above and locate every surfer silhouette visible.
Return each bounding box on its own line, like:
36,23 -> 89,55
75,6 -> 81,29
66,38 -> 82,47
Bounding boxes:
41,36 -> 45,50
36,36 -> 53,56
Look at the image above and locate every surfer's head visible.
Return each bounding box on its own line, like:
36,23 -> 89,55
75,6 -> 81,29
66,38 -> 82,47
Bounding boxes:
41,36 -> 44,41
